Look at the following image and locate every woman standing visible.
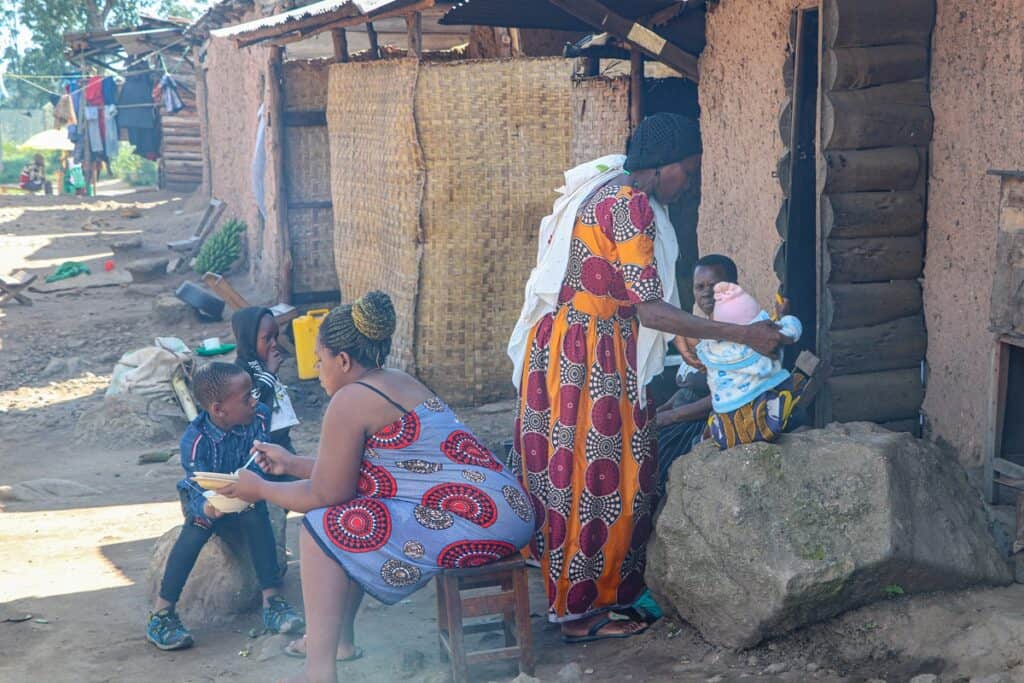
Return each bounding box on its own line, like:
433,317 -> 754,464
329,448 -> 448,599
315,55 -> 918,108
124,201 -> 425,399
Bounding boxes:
508,114 -> 788,641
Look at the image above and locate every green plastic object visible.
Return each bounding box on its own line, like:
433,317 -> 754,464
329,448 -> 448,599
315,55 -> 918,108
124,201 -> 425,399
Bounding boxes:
194,343 -> 236,357
45,261 -> 91,283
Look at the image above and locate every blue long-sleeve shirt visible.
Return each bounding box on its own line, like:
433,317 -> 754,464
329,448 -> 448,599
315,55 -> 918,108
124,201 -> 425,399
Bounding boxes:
177,404 -> 270,526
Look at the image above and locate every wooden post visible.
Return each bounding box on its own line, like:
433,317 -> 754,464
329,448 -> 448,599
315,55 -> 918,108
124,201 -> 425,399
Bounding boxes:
332,28 -> 349,63
78,56 -> 94,194
267,46 -> 292,304
580,57 -> 600,77
366,22 -> 380,59
405,12 -> 422,58
629,47 -> 643,129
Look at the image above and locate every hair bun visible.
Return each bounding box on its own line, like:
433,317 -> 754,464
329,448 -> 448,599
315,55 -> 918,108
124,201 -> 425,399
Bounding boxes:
351,291 -> 396,341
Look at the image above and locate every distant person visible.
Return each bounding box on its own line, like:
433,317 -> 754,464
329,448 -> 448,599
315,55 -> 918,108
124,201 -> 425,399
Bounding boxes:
145,362 -> 304,652
219,292 -> 534,683
19,154 -> 51,194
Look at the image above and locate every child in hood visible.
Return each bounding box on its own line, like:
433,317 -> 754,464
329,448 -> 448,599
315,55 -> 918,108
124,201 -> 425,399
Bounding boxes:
232,307 -> 299,452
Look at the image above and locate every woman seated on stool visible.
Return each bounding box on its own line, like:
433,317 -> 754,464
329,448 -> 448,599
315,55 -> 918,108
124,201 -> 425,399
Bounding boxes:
222,291 -> 534,683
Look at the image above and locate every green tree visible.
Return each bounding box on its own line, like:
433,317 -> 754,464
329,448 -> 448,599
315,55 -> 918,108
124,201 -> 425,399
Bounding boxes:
4,0 -> 207,107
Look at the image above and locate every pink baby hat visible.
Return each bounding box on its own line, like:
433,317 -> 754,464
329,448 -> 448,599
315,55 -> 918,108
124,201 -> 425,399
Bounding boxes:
712,282 -> 761,324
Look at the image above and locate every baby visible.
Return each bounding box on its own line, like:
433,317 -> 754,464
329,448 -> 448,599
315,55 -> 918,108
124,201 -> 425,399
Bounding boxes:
697,283 -> 810,449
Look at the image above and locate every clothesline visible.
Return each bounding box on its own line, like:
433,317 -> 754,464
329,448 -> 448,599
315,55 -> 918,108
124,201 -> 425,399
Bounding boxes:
7,74 -> 182,111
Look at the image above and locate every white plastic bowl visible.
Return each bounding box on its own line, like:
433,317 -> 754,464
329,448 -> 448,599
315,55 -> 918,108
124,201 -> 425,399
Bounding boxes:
203,489 -> 250,514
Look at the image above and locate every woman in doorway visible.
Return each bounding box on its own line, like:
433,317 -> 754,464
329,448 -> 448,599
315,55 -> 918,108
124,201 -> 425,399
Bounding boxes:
222,292 -> 534,683
508,113 -> 790,642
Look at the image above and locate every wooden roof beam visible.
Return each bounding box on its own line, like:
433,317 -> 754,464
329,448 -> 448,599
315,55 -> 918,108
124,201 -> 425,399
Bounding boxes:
546,0 -> 699,82
235,0 -> 434,49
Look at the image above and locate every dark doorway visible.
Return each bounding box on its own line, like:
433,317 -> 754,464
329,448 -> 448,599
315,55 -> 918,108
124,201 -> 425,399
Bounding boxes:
783,8 -> 819,370
645,76 -> 700,314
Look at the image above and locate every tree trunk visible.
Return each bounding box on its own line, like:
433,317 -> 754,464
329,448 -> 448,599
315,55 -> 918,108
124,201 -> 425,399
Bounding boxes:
827,235 -> 924,283
824,45 -> 929,90
822,81 -> 933,150
829,368 -> 924,423
824,0 -> 936,48
820,147 -> 921,193
827,281 -> 922,330
822,191 -> 924,238
829,315 -> 927,374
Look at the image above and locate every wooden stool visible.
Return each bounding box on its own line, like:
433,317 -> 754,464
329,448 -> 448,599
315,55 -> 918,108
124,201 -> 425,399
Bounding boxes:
435,556 -> 534,683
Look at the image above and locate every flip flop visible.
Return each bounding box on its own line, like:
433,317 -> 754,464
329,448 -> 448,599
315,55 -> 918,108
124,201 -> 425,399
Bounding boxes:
283,636 -> 364,662
561,615 -> 649,644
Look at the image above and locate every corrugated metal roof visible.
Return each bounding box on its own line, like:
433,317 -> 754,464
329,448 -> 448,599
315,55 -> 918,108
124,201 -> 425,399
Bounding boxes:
210,0 -> 416,38
441,0 -> 705,56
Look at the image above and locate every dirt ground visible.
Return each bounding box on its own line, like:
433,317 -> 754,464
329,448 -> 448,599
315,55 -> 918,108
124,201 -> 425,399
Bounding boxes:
3,186 -> 1024,683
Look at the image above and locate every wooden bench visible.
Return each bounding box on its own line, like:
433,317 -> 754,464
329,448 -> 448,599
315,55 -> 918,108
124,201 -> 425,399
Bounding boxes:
435,556 -> 534,683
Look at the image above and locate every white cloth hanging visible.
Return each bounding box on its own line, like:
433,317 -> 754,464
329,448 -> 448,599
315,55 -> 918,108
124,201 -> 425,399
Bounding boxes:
507,154 -> 681,408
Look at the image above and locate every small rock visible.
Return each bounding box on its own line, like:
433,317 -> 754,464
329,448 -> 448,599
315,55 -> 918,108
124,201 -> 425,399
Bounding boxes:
557,662 -> 584,683
0,479 -> 102,502
584,670 -> 594,676
41,356 -> 82,378
971,674 -> 1012,683
254,633 -> 290,662
746,656 -> 759,667
126,257 -> 169,283
909,676 -> 938,683
510,674 -> 541,683
152,295 -> 191,326
121,207 -> 143,219
110,237 -> 143,252
764,662 -> 789,675
706,676 -> 725,683
394,649 -> 426,679
806,663 -> 819,672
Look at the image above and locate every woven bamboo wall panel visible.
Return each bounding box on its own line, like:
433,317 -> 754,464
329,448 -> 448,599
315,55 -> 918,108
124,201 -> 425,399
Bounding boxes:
415,58 -> 573,404
327,59 -> 425,372
288,206 -> 337,293
570,76 -> 631,167
285,126 -> 331,203
283,59 -> 331,110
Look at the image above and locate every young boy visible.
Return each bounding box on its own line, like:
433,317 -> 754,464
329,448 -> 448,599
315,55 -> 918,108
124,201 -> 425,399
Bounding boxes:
146,362 -> 304,651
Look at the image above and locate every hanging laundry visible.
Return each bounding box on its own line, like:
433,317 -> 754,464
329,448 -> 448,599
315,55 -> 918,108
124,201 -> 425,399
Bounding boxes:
101,76 -> 117,105
103,105 -> 119,160
155,74 -> 184,114
84,106 -> 105,155
118,70 -> 159,158
252,104 -> 267,219
85,76 -> 104,106
54,94 -> 77,128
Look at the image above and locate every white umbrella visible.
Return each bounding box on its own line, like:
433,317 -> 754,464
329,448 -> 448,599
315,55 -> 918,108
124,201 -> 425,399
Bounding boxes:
19,128 -> 75,152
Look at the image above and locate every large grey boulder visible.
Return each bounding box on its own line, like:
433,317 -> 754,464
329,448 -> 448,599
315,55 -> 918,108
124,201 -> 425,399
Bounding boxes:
146,525 -> 260,624
647,422 -> 1012,649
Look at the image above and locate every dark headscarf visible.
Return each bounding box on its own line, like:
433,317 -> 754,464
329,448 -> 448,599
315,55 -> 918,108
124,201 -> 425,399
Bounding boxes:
232,306 -> 273,364
623,113 -> 702,173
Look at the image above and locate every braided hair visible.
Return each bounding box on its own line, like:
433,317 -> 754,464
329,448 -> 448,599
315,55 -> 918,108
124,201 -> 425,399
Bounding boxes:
623,113 -> 702,173
192,361 -> 248,409
319,291 -> 397,369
